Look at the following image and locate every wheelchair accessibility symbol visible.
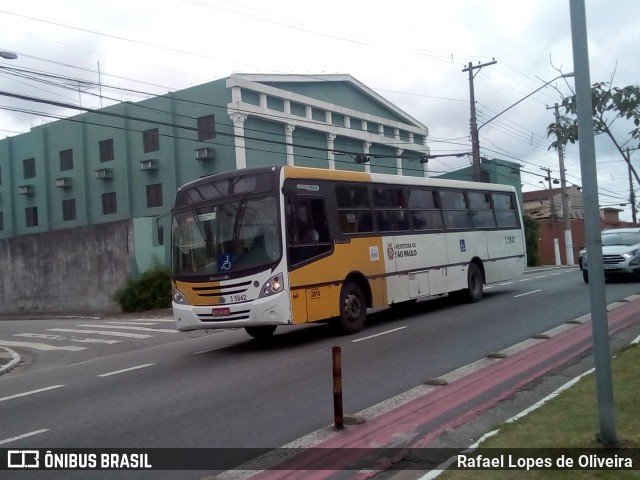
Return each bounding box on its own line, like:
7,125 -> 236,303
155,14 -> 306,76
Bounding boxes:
220,255 -> 232,271
459,239 -> 466,252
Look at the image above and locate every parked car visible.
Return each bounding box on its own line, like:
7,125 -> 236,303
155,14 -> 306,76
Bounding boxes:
582,228 -> 640,283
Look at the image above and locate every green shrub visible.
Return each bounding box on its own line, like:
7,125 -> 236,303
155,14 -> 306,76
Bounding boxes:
115,266 -> 171,312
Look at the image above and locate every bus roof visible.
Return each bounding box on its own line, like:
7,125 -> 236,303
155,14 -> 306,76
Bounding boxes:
176,164 -> 516,197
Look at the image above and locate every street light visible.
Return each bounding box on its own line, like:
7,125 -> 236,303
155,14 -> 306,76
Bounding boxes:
470,72 -> 574,181
0,50 -> 18,60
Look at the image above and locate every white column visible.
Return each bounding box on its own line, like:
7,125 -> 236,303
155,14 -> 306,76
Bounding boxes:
396,148 -> 403,176
327,134 -> 337,170
229,111 -> 248,169
363,141 -> 371,173
285,124 -> 296,166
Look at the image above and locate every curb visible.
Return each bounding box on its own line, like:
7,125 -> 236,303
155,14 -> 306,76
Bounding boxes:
0,346 -> 21,375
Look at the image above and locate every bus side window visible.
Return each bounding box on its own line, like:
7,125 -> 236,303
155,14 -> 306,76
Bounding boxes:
287,195 -> 332,265
336,184 -> 372,234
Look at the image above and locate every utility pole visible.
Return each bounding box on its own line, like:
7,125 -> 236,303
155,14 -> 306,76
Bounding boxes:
627,149 -> 637,226
549,103 -> 575,265
542,167 -> 561,265
464,60 -> 497,182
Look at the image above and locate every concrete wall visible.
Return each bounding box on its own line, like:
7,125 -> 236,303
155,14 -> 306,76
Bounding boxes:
0,219 -> 134,315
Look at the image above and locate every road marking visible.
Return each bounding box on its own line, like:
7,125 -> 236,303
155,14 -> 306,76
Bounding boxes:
49,328 -> 151,339
78,324 -> 178,333
513,289 -> 542,298
98,363 -> 156,377
139,318 -> 175,323
0,340 -> 86,351
499,281 -> 514,286
193,345 -> 231,355
105,321 -> 159,326
13,333 -> 121,344
0,385 -> 65,403
535,275 -> 546,278
352,326 -> 407,343
518,278 -> 531,282
0,429 -> 49,445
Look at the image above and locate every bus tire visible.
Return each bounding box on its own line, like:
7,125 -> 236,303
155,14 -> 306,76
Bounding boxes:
583,270 -> 589,283
245,325 -> 277,339
337,281 -> 367,334
451,262 -> 483,303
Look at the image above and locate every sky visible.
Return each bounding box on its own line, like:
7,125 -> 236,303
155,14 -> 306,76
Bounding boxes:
0,0 -> 638,220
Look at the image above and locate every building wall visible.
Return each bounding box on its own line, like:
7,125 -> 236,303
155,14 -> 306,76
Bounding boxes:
0,220 -> 133,314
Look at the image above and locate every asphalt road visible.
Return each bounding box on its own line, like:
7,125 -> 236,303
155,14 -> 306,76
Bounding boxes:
1,267 -> 639,479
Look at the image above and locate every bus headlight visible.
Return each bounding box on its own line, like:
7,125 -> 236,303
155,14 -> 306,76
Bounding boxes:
260,273 -> 283,298
172,288 -> 189,305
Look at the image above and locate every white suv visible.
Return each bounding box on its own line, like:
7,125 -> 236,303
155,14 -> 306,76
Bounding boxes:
582,228 -> 640,283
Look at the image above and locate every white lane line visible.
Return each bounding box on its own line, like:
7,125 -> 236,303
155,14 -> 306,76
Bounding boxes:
513,289 -> 542,298
193,345 -> 231,355
352,326 -> 407,343
0,385 -> 65,403
105,321 -> 158,326
0,340 -> 86,351
49,328 -> 151,339
535,275 -> 546,278
138,318 -> 175,322
0,429 -> 49,445
518,278 -> 531,282
499,281 -> 514,286
98,363 -> 156,377
78,324 -> 178,333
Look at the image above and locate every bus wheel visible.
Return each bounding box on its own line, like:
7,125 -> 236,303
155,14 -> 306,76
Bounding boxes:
245,325 -> 277,339
583,270 -> 589,283
451,263 -> 483,303
337,281 -> 366,334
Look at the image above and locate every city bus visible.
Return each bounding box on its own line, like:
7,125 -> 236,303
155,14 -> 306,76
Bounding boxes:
167,165 -> 526,338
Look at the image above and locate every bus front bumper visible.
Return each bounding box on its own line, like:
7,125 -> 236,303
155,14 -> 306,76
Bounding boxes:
172,292 -> 291,332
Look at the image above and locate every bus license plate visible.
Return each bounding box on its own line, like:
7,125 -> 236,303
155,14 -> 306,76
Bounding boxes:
212,307 -> 231,317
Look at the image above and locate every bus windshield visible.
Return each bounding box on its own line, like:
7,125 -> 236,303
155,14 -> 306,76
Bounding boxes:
172,195 -> 281,275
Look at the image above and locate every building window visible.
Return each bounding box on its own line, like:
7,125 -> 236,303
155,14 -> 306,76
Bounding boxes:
197,115 -> 216,141
143,128 -> 160,153
102,192 -> 117,215
99,139 -> 114,162
25,206 -> 38,227
146,183 -> 163,208
23,158 -> 36,179
0,166 -> 2,185
62,199 -> 76,221
60,149 -> 74,171
0,211 -> 3,231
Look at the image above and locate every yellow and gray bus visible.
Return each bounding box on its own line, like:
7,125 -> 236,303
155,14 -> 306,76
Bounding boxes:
168,165 -> 526,338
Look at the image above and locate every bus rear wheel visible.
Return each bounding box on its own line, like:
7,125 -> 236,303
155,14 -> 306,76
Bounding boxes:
336,281 -> 366,334
245,325 -> 277,339
450,262 -> 483,303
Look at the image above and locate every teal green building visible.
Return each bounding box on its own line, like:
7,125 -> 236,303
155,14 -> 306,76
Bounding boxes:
0,73 -> 431,313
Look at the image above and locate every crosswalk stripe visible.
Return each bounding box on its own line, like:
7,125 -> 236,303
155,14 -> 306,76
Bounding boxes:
14,333 -> 121,344
105,321 -> 158,326
48,328 -> 151,339
78,324 -> 178,333
0,340 -> 86,351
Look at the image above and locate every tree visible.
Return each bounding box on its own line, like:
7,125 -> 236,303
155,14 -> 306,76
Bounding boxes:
547,82 -> 640,184
523,215 -> 541,267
